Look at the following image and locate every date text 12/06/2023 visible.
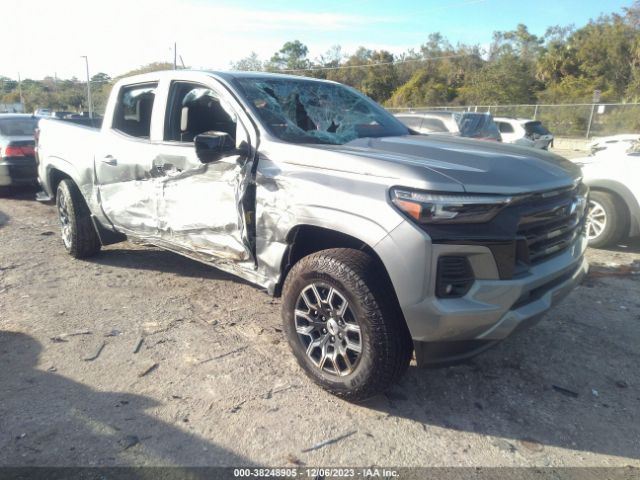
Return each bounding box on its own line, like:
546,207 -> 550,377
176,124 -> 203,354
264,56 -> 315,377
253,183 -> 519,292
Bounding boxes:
232,468 -> 400,478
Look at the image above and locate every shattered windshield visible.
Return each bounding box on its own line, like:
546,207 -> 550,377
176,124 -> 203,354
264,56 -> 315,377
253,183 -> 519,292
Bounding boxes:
234,77 -> 409,145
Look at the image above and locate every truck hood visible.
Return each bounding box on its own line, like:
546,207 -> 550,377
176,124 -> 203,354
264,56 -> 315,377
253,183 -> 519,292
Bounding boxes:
308,135 -> 582,194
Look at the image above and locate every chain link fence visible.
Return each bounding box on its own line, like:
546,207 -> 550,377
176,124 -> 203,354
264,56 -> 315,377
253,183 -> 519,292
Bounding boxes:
387,103 -> 640,138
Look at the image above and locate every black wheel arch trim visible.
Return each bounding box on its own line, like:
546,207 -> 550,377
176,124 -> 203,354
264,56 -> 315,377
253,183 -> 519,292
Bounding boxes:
276,224 -> 411,342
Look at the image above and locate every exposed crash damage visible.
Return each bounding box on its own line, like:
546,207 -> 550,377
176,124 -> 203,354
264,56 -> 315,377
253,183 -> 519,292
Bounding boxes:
150,152 -> 260,283
36,70 -> 588,401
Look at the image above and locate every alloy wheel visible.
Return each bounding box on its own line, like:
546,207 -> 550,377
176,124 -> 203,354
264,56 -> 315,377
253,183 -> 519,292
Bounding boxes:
586,199 -> 607,240
294,283 -> 362,376
57,193 -> 72,249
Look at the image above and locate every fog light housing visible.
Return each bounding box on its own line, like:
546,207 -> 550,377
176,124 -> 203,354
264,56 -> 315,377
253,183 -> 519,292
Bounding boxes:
436,256 -> 474,298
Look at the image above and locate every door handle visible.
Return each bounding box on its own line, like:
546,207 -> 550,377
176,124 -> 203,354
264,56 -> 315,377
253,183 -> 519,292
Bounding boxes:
102,155 -> 118,166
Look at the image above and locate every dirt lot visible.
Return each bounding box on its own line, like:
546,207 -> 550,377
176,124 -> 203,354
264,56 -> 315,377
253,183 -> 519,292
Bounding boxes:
1,188 -> 639,468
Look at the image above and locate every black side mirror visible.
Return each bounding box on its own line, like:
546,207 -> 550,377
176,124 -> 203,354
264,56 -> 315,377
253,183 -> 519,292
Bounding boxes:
194,131 -> 236,163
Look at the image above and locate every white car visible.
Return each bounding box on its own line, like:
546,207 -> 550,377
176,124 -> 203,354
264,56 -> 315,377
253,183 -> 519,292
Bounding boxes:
588,134 -> 640,154
573,143 -> 640,247
494,117 -> 554,150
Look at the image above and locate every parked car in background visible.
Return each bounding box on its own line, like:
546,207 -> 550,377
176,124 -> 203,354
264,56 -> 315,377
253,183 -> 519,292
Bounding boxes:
33,108 -> 52,117
572,142 -> 640,247
588,134 -> 640,154
394,111 -> 502,142
0,114 -> 38,187
494,117 -> 554,150
51,111 -> 75,119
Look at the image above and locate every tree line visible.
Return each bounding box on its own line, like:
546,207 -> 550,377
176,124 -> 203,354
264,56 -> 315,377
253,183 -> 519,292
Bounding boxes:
238,2 -> 640,108
0,63 -> 173,114
1,2 -> 638,117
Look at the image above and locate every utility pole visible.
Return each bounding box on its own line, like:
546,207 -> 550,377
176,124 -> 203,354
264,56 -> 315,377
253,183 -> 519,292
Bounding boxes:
586,90 -> 601,139
81,56 -> 93,119
17,73 -> 24,112
587,90 -> 602,138
174,42 -> 177,70
586,104 -> 596,139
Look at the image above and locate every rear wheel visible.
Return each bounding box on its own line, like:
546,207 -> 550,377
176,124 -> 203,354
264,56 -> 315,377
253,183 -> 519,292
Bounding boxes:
56,179 -> 101,258
282,248 -> 412,402
586,191 -> 628,248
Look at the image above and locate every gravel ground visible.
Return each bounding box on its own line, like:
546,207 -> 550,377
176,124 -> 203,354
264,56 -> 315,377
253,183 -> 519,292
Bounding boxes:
1,187 -> 639,468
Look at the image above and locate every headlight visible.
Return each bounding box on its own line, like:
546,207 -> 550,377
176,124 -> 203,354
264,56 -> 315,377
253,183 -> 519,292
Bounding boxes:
390,187 -> 513,224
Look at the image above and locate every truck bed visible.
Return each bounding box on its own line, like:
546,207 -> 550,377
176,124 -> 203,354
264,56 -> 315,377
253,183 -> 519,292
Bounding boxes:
36,117 -> 101,192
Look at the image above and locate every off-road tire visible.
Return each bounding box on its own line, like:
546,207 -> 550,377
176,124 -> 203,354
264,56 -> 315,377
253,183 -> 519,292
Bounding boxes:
587,191 -> 628,249
282,248 -> 412,402
56,179 -> 101,258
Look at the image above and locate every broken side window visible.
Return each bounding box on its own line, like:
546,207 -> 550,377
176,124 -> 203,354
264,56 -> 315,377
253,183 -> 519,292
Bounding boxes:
234,77 -> 408,145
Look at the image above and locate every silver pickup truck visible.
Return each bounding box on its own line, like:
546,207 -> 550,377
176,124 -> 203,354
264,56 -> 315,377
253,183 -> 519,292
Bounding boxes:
36,70 -> 589,401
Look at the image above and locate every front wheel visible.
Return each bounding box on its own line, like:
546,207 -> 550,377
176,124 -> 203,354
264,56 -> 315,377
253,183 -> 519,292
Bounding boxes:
56,179 -> 101,258
282,248 -> 412,402
586,191 -> 628,248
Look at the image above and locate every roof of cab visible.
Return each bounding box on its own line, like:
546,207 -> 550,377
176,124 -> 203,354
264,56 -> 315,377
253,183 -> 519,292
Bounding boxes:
114,69 -> 333,86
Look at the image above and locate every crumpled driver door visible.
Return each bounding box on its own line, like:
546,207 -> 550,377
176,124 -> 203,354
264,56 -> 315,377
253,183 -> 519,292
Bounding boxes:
154,151 -> 254,263
151,81 -> 257,269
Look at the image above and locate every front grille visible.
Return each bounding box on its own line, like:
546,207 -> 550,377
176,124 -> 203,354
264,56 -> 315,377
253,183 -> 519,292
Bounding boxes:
423,183 -> 588,279
516,186 -> 587,264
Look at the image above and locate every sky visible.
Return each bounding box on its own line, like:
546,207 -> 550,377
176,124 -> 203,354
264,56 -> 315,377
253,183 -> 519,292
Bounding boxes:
1,0 -> 634,80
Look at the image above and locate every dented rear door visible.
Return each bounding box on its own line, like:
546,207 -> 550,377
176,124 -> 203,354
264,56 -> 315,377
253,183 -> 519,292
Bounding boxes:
96,82 -> 160,235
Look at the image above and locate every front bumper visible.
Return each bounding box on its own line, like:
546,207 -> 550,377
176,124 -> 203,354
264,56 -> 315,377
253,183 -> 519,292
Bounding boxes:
0,158 -> 38,186
414,252 -> 587,365
375,220 -> 588,366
